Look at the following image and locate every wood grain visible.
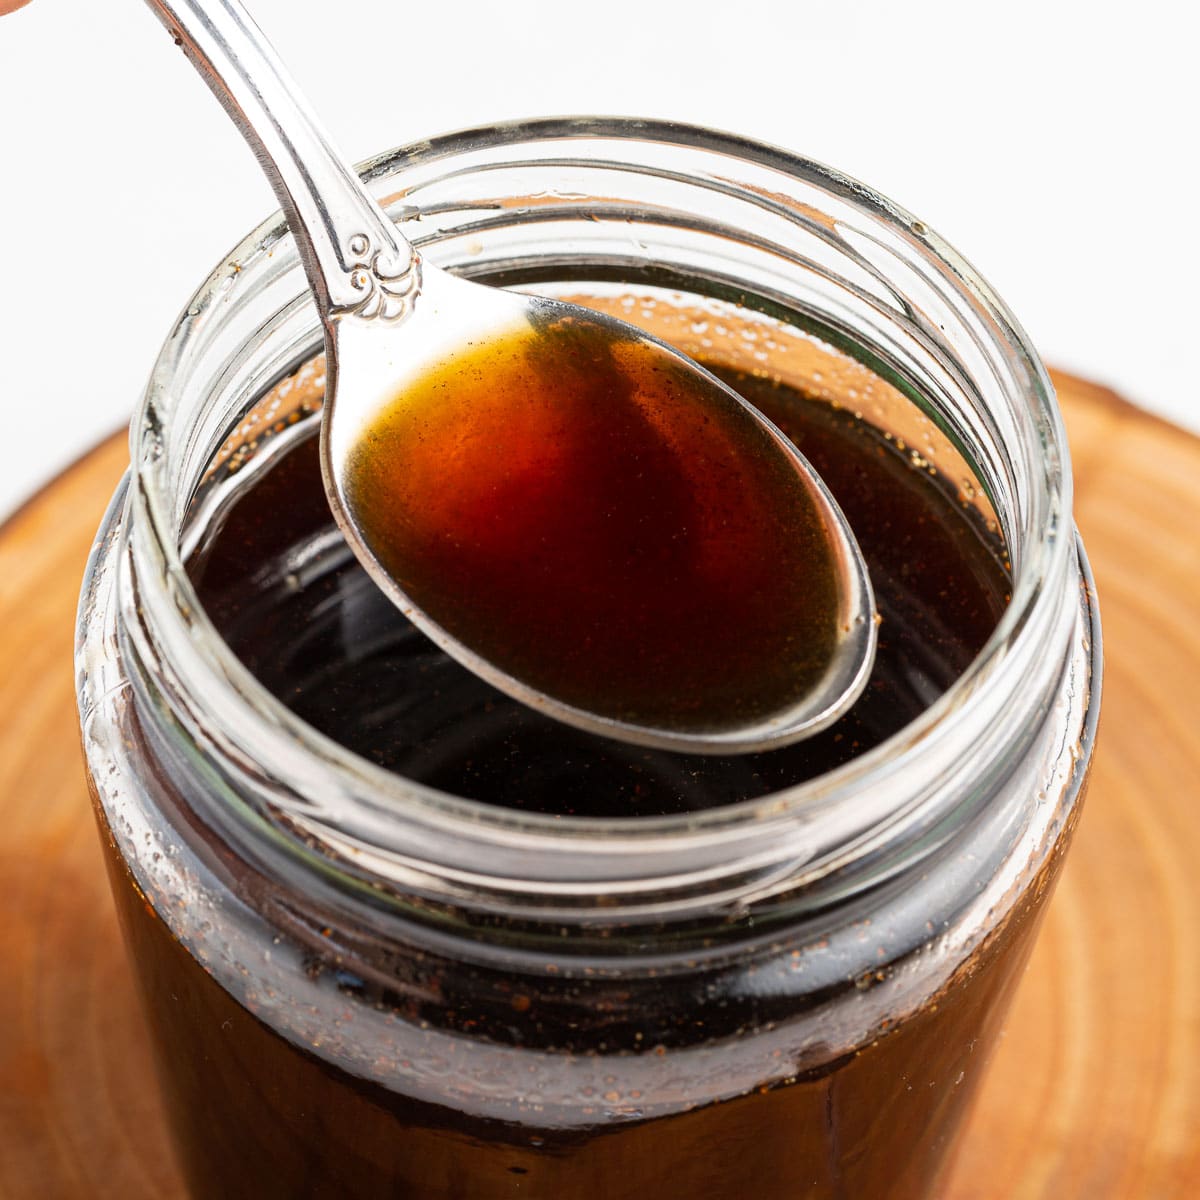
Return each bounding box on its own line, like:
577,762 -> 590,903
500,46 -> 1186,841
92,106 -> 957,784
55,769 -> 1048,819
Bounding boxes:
1,372 -> 1196,1197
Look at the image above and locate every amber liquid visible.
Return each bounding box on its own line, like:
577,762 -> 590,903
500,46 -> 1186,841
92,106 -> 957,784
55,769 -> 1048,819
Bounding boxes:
343,314 -> 840,734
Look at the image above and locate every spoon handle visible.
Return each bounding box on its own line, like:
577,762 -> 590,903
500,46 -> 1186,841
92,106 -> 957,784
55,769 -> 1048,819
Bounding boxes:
143,0 -> 419,323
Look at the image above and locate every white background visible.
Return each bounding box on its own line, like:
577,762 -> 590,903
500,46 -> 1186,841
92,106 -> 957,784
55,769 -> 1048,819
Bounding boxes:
0,0 -> 1195,520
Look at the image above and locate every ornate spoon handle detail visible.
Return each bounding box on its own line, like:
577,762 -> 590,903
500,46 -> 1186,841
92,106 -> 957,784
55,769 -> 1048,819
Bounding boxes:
143,0 -> 419,324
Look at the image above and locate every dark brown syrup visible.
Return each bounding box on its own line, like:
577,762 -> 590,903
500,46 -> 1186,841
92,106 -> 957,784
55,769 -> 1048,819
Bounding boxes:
96,354 -> 1028,1199
342,316 -> 841,734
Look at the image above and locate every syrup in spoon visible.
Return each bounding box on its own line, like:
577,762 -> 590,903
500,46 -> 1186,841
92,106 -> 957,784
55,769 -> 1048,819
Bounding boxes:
145,0 -> 876,753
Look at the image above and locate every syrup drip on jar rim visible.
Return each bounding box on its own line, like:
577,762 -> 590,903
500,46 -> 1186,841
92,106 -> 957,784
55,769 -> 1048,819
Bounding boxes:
341,313 -> 849,738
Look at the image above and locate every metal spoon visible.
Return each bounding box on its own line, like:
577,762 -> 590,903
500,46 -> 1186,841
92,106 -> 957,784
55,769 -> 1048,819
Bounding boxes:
144,0 -> 876,754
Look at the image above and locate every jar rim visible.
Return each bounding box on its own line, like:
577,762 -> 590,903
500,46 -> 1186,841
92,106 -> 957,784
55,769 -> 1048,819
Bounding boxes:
122,117 -> 1078,905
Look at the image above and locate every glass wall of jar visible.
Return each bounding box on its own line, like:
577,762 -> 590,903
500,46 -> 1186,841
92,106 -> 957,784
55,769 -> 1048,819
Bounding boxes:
77,119 -> 1100,1200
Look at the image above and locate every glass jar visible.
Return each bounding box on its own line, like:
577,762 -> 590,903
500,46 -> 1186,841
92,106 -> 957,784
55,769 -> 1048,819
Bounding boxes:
77,118 -> 1100,1199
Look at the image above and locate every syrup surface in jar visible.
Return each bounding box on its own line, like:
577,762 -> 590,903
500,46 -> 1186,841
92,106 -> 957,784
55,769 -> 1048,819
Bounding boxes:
189,357 -> 1010,818
341,317 -> 842,734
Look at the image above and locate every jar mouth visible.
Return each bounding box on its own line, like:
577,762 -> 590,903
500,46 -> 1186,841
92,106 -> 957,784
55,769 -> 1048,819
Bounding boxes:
123,117 -> 1075,903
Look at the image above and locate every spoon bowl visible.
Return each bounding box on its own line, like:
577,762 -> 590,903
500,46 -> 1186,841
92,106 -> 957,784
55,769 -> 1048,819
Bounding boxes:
145,0 -> 877,753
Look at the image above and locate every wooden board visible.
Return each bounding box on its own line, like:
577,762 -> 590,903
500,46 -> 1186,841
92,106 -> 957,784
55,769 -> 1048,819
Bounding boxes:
1,371 -> 1196,1197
